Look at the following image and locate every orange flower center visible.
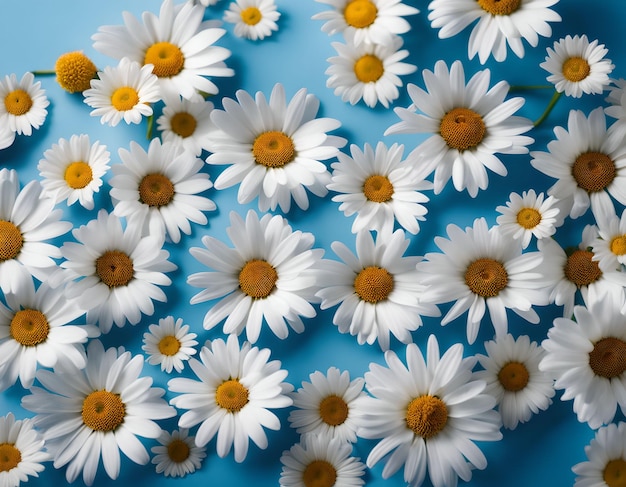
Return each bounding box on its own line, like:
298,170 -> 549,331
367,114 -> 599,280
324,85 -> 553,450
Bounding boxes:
241,6 -> 262,25
55,51 -> 97,93
0,221 -> 23,261
238,259 -> 278,299
477,0 -> 521,15
81,390 -> 126,432
215,379 -> 249,412
343,0 -> 378,28
170,112 -> 197,138
610,236 -> 626,256
562,56 -> 591,82
96,250 -> 134,288
354,266 -> 394,303
252,131 -> 295,168
0,443 -> 21,472
64,161 -> 93,189
354,54 -> 384,83
604,459 -> 626,487
405,395 -> 448,439
498,361 -> 530,392
111,86 -> 139,112
4,89 -> 33,116
318,394 -> 349,426
144,42 -> 185,78
440,107 -> 486,151
465,258 -> 508,297
139,173 -> 175,207
363,174 -> 394,202
302,460 -> 337,487
158,335 -> 181,356
9,309 -> 50,347
167,439 -> 191,463
516,207 -> 541,229
588,337 -> 626,379
564,249 -> 602,287
572,151 -> 616,193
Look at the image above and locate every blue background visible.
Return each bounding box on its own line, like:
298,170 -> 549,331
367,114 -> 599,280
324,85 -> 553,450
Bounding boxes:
1,0 -> 625,486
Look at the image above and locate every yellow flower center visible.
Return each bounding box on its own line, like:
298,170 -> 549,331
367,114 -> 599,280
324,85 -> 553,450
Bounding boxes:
111,86 -> 139,112
170,112 -> 197,138
440,107 -> 486,151
241,6 -> 262,25
10,309 -> 50,347
363,174 -> 394,202
564,249 -> 602,288
0,221 -> 23,261
572,151 -> 616,193
55,51 -> 97,93
0,443 -> 21,472
604,459 -> 626,487
64,161 -> 93,189
96,250 -> 134,288
354,266 -> 394,303
405,395 -> 448,439
167,439 -> 191,463
562,56 -> 591,82
215,379 -> 249,413
4,89 -> 33,116
139,173 -> 175,208
498,361 -> 529,392
81,390 -> 126,432
343,0 -> 378,28
252,131 -> 296,168
477,0 -> 521,15
158,335 -> 181,356
589,337 -> 626,379
354,54 -> 384,83
303,460 -> 337,487
144,42 -> 185,78
238,259 -> 278,299
611,236 -> 626,256
464,258 -> 508,298
516,207 -> 541,230
318,394 -> 349,426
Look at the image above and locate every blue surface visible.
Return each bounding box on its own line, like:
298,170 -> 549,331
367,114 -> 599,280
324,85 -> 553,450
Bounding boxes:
1,1 -> 625,486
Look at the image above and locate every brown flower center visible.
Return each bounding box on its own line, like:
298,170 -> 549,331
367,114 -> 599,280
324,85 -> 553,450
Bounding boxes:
572,151 -> 616,193
498,361 -> 530,392
139,173 -> 175,207
405,395 -> 448,439
343,0 -> 378,28
604,459 -> 626,487
10,309 -> 50,347
55,51 -> 97,93
354,266 -> 394,303
354,54 -> 384,83
167,439 -> 191,463
170,112 -> 197,138
516,207 -> 541,229
64,161 -> 93,189
238,259 -> 278,299
589,337 -> 626,379
318,394 -> 349,426
144,42 -> 185,78
440,107 -> 486,151
562,56 -> 591,82
96,250 -> 134,288
215,379 -> 249,413
0,443 -> 21,472
477,0 -> 521,15
302,460 -> 337,487
564,249 -> 602,287
81,390 -> 126,432
4,89 -> 33,116
158,335 -> 181,356
465,258 -> 508,297
241,6 -> 262,25
252,131 -> 295,168
0,221 -> 23,261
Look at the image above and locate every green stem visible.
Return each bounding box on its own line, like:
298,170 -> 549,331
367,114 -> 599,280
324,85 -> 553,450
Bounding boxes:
146,114 -> 154,140
534,90 -> 562,127
509,84 -> 553,91
31,70 -> 56,76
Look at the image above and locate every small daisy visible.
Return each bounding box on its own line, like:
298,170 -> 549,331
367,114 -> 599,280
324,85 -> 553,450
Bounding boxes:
206,83 -> 346,212
54,51 -> 98,93
187,210 -> 324,343
572,422 -> 626,487
592,204 -> 626,272
168,334 -> 293,463
109,138 -> 216,244
83,57 -> 160,127
360,334 -> 502,487
541,34 -> 614,98
142,316 -> 198,373
279,434 -> 366,487
92,0 -> 234,99
151,428 -> 206,478
224,0 -> 281,41
22,339 -> 176,486
0,126 -> 15,150
474,333 -> 555,430
288,367 -> 368,444
0,72 -> 49,136
315,228 -> 441,351
37,134 -> 111,210
325,33 -> 417,109
385,60 -> 534,197
328,141 -> 431,235
428,0 -> 561,64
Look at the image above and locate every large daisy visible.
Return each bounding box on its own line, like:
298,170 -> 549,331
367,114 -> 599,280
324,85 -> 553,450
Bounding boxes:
572,422 -> 626,487
0,71 -> 49,136
206,83 -> 346,212
385,60 -> 534,197
142,315 -> 198,373
150,428 -> 206,478
223,0 -> 281,40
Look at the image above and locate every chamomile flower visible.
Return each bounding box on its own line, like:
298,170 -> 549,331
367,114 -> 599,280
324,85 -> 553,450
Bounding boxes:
592,204 -> 626,272
92,0 -> 234,100
83,57 -> 160,127
142,316 -> 198,373
110,138 -> 216,244
572,422 -> 626,487
206,83 -> 346,212
385,60 -> 534,197
54,51 -> 98,94
360,334 -> 502,487
428,0 -> 561,64
605,78 -> 626,140
224,0 -> 281,41
168,334 -> 293,463
37,134 -> 111,210
0,72 -> 49,136
151,428 -> 206,478
325,33 -> 417,109
315,228 -> 441,351
21,339 -> 176,486
0,126 -> 15,150
187,210 -> 324,343
541,34 -> 614,98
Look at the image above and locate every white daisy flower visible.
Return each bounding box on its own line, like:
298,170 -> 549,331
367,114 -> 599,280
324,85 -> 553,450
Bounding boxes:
312,0 -> 419,47
83,57 -> 160,127
224,0 -> 281,41
92,0 -> 234,100
288,367 -> 368,444
316,228 -> 441,351
328,142 -> 431,235
325,33 -> 417,109
605,78 -> 626,140
360,334 -> 502,487
21,339 -> 176,486
168,334 -> 293,463
385,60 -> 534,197
541,34 -> 614,98
142,316 -> 198,373
0,126 -> 15,150
37,134 -> 111,210
572,422 -> 626,487
279,434 -> 366,487
206,83 -> 346,212
474,333 -> 555,430
109,138 -> 216,244
0,169 -> 72,295
151,428 -> 206,478
59,209 -> 177,334
592,203 -> 626,272
187,210 -> 324,343
0,72 -> 49,136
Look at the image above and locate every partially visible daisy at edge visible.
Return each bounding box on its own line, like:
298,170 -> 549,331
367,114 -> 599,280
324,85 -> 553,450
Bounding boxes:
572,421 -> 626,487
151,428 -> 207,478
0,71 -> 49,136
591,202 -> 626,272
142,316 -> 198,373
605,77 -> 626,140
224,0 -> 281,41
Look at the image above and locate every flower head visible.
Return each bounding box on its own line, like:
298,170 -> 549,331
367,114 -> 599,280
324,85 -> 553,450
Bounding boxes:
54,51 -> 97,93
572,422 -> 626,487
142,316 -> 198,373
224,0 -> 281,40
0,72 -> 49,136
150,428 -> 206,478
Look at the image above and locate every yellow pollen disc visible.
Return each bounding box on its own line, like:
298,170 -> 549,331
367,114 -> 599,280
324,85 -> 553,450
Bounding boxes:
611,236 -> 626,256
167,439 -> 191,463
589,337 -> 626,379
439,107 -> 486,151
144,42 -> 185,78
572,151 -> 616,193
158,335 -> 181,356
139,173 -> 175,207
110,86 -> 139,112
564,249 -> 602,287
318,394 -> 349,426
4,89 -> 33,116
10,309 -> 50,347
464,258 -> 508,298
252,131 -> 296,168
354,266 -> 394,303
81,390 -> 126,432
354,54 -> 384,83
562,56 -> 591,82
239,259 -> 278,299
302,460 -> 337,487
0,443 -> 21,472
343,0 -> 378,28
477,0 -> 521,15
54,51 -> 97,93
405,395 -> 448,439
498,361 -> 530,392
516,207 -> 541,230
170,112 -> 197,138
96,250 -> 134,288
604,459 -> 626,487
241,6 -> 262,25
215,379 -> 249,413
64,161 -> 93,189
363,174 -> 394,202
0,221 -> 23,261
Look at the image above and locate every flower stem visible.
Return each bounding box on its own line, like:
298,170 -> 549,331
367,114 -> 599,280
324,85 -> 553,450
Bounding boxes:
509,84 -> 553,91
534,90 -> 562,127
146,114 -> 154,140
31,70 -> 56,76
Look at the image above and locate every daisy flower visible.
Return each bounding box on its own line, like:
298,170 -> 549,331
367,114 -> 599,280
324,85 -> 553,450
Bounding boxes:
59,209 -> 177,334
0,126 -> 15,150
206,83 -> 346,212
83,57 -> 160,127
428,0 -> 561,64
223,0 -> 281,41
328,141 -> 431,235
279,434 -> 366,487
92,0 -> 234,100
315,228 -> 441,351
360,334 -> 502,487
605,78 -> 626,140
385,60 -> 534,197
142,316 -> 198,373
21,339 -> 176,486
187,210 -> 324,343
325,33 -> 417,109
151,428 -> 206,478
109,138 -> 216,244
474,333 -> 555,430
541,34 -> 614,98
54,51 -> 98,94
167,334 -> 293,463
0,72 -> 49,136
592,204 -> 626,272
37,133 -> 111,210
287,367 -> 368,444
572,422 -> 626,487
